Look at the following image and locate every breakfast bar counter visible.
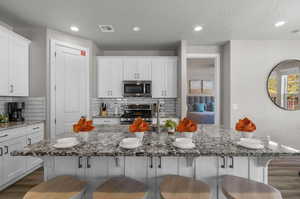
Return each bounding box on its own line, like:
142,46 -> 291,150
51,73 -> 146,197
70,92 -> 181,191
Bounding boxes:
12,125 -> 300,157
12,125 -> 300,199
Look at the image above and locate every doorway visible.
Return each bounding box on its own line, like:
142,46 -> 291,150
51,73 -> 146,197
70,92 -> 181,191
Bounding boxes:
50,40 -> 89,138
186,54 -> 220,125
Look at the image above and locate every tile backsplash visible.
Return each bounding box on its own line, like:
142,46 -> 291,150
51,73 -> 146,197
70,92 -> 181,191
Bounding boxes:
91,98 -> 178,117
0,97 -> 46,121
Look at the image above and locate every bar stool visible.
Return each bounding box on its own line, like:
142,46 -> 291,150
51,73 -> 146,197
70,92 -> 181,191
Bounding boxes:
160,175 -> 211,199
93,176 -> 147,199
23,176 -> 87,199
222,175 -> 282,199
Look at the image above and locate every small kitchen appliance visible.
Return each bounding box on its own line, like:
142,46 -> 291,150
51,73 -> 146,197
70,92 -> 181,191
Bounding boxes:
6,102 -> 25,122
123,81 -> 152,97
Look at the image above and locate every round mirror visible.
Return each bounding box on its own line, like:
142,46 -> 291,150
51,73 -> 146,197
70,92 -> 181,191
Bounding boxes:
267,60 -> 300,110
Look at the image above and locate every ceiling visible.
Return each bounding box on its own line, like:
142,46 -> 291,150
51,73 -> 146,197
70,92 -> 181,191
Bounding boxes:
0,0 -> 299,49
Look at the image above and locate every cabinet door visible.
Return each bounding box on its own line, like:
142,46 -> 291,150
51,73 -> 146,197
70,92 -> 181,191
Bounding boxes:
3,137 -> 27,184
165,58 -> 177,98
137,58 -> 152,80
9,35 -> 29,96
98,57 -> 123,98
26,133 -> 43,169
123,57 -> 138,80
110,59 -> 123,97
151,59 -> 165,98
195,157 -> 218,199
0,29 -> 10,96
125,157 -> 148,183
54,157 -> 85,180
0,145 -> 5,185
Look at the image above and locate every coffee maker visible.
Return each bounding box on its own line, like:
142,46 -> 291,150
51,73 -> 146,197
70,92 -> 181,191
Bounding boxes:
6,102 -> 25,122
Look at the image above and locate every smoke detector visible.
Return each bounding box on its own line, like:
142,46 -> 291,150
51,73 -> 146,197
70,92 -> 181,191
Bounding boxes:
98,25 -> 114,32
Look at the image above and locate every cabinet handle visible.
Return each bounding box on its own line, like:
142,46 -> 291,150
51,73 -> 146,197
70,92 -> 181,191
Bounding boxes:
229,156 -> 234,168
164,90 -> 167,96
221,156 -> 226,168
115,157 -> 119,167
158,156 -> 162,168
28,138 -> 32,145
0,148 -> 3,156
78,157 -> 83,168
0,134 -> 8,138
10,85 -> 13,93
149,156 -> 153,168
137,73 -> 140,79
4,146 -> 8,155
161,90 -> 164,96
87,157 -> 91,168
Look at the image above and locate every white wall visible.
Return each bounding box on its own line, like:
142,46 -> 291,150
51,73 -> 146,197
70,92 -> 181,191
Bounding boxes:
226,40 -> 300,149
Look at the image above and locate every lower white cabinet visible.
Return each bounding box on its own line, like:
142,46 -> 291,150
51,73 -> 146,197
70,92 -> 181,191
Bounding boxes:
93,118 -> 120,125
0,122 -> 44,191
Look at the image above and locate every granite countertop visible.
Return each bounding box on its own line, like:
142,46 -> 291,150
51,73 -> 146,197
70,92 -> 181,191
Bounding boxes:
12,125 -> 300,157
0,121 -> 44,131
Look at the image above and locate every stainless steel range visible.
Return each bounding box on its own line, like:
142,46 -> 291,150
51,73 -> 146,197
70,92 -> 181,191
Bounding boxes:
120,104 -> 153,124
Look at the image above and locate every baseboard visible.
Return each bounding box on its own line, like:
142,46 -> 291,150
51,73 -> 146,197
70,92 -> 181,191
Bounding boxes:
0,163 -> 43,191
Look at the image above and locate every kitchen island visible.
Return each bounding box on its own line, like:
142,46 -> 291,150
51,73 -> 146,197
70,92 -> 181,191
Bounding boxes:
12,125 -> 300,199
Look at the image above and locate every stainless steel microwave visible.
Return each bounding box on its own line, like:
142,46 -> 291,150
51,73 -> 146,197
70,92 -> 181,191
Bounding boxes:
123,81 -> 152,97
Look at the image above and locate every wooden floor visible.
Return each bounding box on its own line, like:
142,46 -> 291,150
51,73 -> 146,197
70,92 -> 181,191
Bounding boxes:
0,159 -> 299,199
0,168 -> 43,199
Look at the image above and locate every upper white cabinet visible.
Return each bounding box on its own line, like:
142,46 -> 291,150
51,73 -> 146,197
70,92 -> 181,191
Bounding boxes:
97,56 -> 177,98
123,57 -> 151,80
0,26 -> 30,96
152,57 -> 177,98
97,57 -> 123,98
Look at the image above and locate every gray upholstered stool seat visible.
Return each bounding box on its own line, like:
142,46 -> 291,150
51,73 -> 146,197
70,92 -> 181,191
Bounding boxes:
93,176 -> 147,199
160,175 -> 211,199
23,175 -> 87,199
222,175 -> 282,199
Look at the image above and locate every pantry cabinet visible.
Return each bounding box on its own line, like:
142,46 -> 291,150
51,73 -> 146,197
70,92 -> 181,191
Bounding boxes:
97,57 -> 123,98
0,26 -> 30,96
152,57 -> 177,98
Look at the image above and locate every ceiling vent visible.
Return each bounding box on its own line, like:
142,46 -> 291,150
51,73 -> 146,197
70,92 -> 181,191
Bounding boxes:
98,25 -> 114,32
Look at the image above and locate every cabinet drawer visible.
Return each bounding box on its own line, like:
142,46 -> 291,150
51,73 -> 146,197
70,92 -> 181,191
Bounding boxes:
93,118 -> 120,125
0,127 -> 29,143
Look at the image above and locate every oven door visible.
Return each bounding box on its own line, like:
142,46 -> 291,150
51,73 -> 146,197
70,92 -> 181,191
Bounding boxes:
123,82 -> 145,97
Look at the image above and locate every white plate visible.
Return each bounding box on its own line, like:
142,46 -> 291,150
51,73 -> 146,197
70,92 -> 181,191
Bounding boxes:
240,138 -> 262,145
237,141 -> 264,150
173,141 -> 195,149
119,142 -> 142,149
121,138 -> 140,146
53,141 -> 79,149
57,137 -> 78,143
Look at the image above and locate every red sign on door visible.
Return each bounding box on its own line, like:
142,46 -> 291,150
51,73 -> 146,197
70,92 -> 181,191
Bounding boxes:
80,50 -> 86,56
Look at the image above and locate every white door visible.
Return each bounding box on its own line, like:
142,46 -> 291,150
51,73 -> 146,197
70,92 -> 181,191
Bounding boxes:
55,45 -> 88,135
0,29 -> 9,96
151,58 -> 165,98
9,35 -> 29,96
3,137 -> 27,184
165,58 -> 177,98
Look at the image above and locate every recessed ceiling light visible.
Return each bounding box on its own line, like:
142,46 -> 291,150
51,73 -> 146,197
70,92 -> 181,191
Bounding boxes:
70,26 -> 79,32
133,26 -> 141,32
274,21 -> 286,27
193,25 -> 203,32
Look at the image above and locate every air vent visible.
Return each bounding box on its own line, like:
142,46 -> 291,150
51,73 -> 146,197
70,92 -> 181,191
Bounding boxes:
98,25 -> 114,32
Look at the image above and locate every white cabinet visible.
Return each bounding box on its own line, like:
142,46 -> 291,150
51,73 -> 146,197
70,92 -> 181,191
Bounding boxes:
2,137 -> 27,184
0,123 -> 44,191
152,57 -> 177,98
123,57 -> 151,80
0,26 -> 30,96
0,28 -> 10,95
97,57 -> 123,98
